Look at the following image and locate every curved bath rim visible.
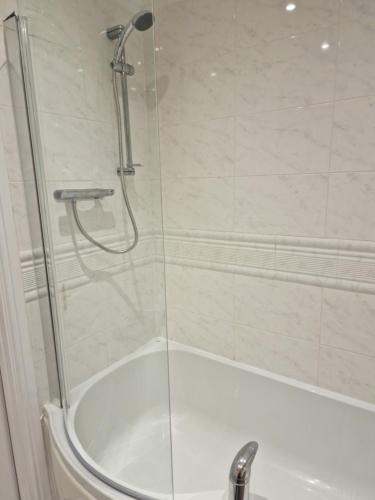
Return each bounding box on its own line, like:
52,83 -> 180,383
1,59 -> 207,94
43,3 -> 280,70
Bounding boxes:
43,404 -> 134,500
65,340 -> 173,500
64,425 -> 169,500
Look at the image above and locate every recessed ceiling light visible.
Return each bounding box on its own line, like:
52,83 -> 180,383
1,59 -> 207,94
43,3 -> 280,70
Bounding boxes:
286,3 -> 296,11
321,41 -> 330,51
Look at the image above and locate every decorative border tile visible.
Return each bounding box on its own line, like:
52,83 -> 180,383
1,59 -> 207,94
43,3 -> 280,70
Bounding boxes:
21,229 -> 375,300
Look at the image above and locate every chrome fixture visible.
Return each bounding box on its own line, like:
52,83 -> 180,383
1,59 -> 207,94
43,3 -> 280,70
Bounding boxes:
229,442 -> 258,500
107,11 -> 154,68
55,11 -> 154,255
107,10 -> 154,177
54,188 -> 114,202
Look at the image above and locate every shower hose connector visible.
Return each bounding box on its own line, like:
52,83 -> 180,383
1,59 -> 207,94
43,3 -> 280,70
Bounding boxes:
111,60 -> 135,75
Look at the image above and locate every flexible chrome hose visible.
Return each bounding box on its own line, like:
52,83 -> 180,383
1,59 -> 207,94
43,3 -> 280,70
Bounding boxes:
72,66 -> 139,254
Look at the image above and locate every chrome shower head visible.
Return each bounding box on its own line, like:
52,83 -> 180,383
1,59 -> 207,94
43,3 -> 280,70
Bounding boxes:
107,10 -> 154,65
132,10 -> 154,31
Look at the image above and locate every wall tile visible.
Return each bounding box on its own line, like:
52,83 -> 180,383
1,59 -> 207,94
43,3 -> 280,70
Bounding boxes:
66,330 -> 109,388
163,177 -> 234,231
155,0 -> 236,57
81,59 -> 114,124
168,307 -> 234,359
58,260 -> 156,349
31,36 -> 86,118
319,346 -> 375,404
39,113 -> 93,181
235,324 -> 318,384
166,264 -> 234,322
75,0 -> 132,61
235,28 -> 337,115
107,311 -> 156,364
160,117 -> 235,178
123,178 -> 163,234
234,275 -> 321,341
110,265 -> 157,316
235,0 -> 339,47
336,0 -> 375,99
23,0 -> 80,49
326,172 -> 375,240
236,105 -> 332,176
61,281 -> 116,345
89,120 -> 117,181
322,288 -> 375,356
157,46 -> 235,125
331,97 -> 375,172
234,174 -> 328,237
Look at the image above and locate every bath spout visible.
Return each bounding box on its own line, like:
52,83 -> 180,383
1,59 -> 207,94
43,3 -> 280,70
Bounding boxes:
229,441 -> 258,500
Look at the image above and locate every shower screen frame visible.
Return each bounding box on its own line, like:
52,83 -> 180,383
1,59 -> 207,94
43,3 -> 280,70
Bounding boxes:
4,13 -> 69,410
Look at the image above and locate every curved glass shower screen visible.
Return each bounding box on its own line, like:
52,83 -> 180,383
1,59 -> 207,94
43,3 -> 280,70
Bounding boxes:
12,1 -> 173,497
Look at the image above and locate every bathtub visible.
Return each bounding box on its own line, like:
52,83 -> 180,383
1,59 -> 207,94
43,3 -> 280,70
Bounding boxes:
44,339 -> 375,500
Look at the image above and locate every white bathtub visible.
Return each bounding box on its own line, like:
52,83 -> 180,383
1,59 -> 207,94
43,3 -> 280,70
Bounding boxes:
44,340 -> 375,500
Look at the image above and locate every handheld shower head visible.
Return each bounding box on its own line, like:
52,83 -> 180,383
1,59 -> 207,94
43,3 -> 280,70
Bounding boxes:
107,10 -> 154,65
132,10 -> 154,31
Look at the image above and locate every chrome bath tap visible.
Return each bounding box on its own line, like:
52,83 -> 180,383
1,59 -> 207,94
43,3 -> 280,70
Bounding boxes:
228,441 -> 259,500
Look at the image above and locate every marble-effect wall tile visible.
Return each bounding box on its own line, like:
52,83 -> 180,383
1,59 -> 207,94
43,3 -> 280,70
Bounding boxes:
160,118 -> 235,178
322,289 -> 375,356
157,46 -> 235,125
331,97 -> 375,172
166,264 -> 234,322
326,172 -> 375,241
168,307 -> 235,359
336,0 -> 375,99
235,0 -> 339,47
236,105 -> 332,176
234,275 -> 321,341
163,177 -> 234,231
235,28 -> 337,115
235,324 -> 319,384
155,0 -> 236,56
31,37 -> 86,118
319,346 -> 375,404
234,174 -> 328,237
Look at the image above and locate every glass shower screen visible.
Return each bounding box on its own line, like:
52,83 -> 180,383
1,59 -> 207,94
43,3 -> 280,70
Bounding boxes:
10,1 -> 173,497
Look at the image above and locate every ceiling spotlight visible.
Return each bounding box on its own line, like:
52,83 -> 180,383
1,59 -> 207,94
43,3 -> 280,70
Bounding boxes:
286,3 -> 296,11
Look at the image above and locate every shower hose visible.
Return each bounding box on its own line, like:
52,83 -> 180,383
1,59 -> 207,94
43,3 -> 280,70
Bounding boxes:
72,66 -> 138,254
